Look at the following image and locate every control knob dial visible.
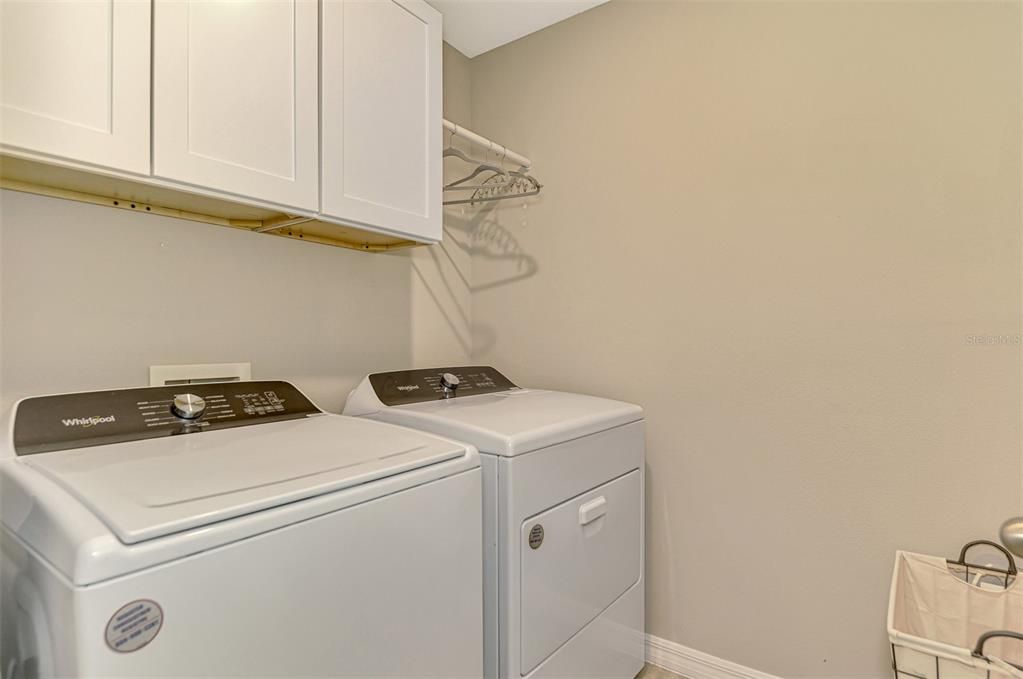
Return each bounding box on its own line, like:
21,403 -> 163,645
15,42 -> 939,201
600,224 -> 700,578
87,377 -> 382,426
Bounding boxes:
440,373 -> 460,394
171,393 -> 207,420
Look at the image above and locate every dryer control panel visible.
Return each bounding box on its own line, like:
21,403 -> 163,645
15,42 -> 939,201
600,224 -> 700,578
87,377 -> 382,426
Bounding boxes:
12,381 -> 320,455
369,366 -> 518,406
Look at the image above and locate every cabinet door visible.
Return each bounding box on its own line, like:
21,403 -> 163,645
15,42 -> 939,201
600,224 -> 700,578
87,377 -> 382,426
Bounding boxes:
322,0 -> 442,242
153,0 -> 318,211
0,0 -> 150,174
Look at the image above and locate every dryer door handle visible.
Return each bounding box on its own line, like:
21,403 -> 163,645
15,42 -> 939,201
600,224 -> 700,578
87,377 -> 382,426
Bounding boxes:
579,496 -> 608,525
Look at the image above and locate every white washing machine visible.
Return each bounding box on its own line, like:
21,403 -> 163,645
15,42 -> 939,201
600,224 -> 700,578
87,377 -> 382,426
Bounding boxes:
344,367 -> 645,679
0,380 -> 483,678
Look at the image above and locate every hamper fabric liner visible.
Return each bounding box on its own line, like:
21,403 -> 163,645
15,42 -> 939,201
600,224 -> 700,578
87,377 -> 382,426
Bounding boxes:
889,550 -> 1023,678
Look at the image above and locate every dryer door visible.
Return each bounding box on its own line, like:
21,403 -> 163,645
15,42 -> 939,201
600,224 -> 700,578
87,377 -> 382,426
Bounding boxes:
519,470 -> 641,673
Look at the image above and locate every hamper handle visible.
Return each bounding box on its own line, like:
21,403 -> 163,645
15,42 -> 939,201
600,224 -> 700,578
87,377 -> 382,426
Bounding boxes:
973,631 -> 1023,672
957,540 -> 1018,576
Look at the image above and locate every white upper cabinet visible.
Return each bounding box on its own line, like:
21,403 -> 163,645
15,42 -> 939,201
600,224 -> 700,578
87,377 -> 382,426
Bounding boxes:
321,0 -> 442,242
1,0 -> 444,246
0,0 -> 151,174
153,0 -> 319,211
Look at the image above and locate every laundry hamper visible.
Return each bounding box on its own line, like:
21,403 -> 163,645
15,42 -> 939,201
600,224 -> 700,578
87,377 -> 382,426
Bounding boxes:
889,541 -> 1023,679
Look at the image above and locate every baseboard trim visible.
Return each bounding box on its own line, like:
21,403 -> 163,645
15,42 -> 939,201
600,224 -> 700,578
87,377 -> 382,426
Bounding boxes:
645,634 -> 782,679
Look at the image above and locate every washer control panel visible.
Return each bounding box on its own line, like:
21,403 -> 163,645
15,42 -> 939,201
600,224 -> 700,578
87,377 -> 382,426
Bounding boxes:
13,381 -> 320,456
369,366 -> 518,406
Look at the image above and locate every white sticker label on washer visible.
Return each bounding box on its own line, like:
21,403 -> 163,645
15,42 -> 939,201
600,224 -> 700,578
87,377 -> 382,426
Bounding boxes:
105,599 -> 163,653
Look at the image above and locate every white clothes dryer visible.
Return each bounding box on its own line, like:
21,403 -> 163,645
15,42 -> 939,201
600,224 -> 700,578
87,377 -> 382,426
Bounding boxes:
345,367 -> 645,679
0,380 -> 482,678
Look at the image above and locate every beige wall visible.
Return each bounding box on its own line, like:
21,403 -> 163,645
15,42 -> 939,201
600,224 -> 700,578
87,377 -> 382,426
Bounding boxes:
0,46 -> 474,410
0,189 -> 413,412
467,2 -> 1022,677
408,43 -> 474,366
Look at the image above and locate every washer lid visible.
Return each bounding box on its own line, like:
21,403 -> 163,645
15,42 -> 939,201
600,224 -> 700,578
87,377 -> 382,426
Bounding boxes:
379,389 -> 643,456
20,414 -> 466,544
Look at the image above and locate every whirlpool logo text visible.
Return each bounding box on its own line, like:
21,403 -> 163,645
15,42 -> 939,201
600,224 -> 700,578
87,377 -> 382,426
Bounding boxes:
62,415 -> 116,428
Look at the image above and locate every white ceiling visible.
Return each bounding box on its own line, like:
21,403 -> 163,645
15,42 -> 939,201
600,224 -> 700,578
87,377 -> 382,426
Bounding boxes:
428,0 -> 609,58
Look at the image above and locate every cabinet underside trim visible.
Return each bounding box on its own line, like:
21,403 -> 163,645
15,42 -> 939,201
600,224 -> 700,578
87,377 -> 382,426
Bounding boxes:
0,178 -> 420,253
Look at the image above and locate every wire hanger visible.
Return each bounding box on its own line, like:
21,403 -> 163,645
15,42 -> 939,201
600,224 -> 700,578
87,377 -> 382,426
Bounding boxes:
443,169 -> 542,206
444,144 -> 511,190
441,126 -> 542,206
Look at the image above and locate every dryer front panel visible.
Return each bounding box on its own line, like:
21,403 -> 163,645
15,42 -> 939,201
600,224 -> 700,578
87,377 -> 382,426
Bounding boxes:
519,469 -> 641,674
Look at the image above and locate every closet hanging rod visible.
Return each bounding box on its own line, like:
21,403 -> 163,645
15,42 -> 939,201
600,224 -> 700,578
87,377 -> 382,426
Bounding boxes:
442,119 -> 531,170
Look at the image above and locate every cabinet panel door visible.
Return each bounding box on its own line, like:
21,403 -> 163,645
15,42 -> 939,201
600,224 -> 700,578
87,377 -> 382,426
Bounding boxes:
153,0 -> 318,211
0,0 -> 150,174
322,0 -> 442,242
